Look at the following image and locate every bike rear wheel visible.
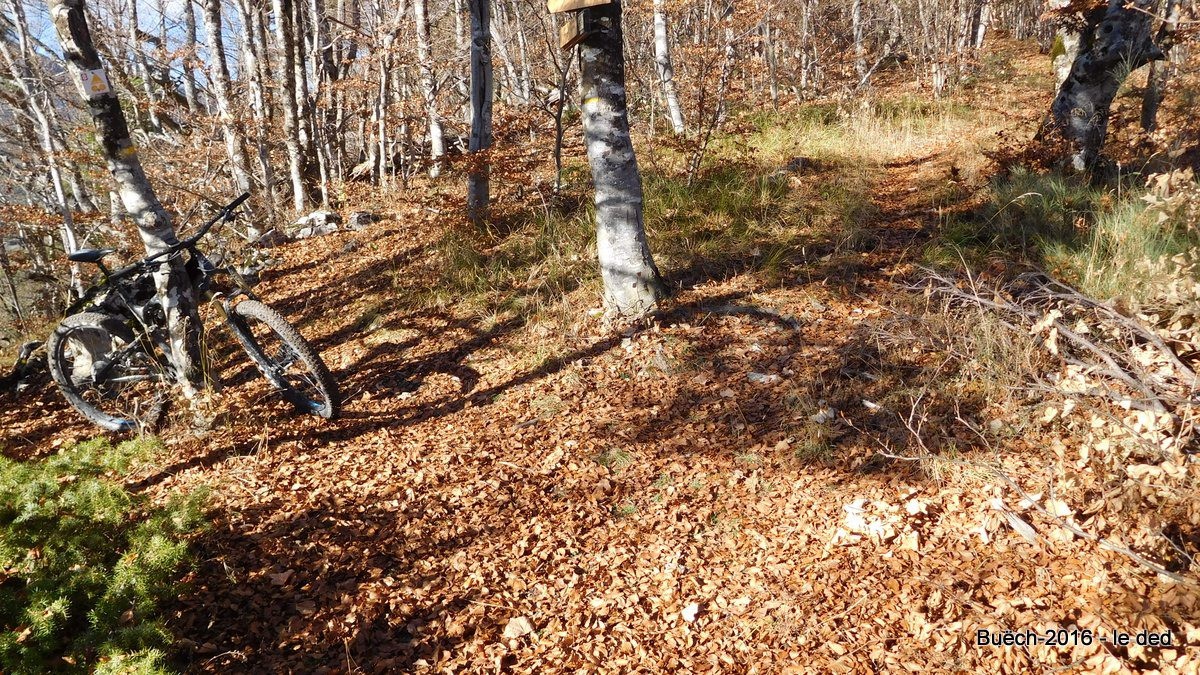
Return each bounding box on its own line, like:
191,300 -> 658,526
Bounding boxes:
46,312 -> 172,432
226,300 -> 339,419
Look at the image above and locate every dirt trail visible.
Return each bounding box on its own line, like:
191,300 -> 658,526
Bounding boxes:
1,134 -> 1190,673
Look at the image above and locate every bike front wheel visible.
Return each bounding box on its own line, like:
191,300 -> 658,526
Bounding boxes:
226,300 -> 339,419
46,312 -> 172,432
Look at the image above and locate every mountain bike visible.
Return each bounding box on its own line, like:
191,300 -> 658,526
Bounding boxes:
46,193 -> 340,432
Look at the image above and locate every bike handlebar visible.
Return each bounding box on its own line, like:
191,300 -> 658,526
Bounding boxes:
107,192 -> 251,280
176,191 -> 251,250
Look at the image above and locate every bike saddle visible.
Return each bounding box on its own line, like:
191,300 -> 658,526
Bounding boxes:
67,248 -> 116,264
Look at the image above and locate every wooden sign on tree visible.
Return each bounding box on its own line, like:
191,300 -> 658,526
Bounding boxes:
559,11 -> 596,49
546,0 -> 610,14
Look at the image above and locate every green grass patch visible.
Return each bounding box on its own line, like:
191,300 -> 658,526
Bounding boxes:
0,438 -> 207,674
928,168 -> 1200,302
594,448 -> 633,472
645,164 -> 809,280
432,201 -> 596,316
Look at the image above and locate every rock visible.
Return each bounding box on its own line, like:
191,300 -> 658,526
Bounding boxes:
290,210 -> 342,239
747,371 -> 780,384
253,228 -> 290,248
295,224 -> 336,239
346,211 -> 378,231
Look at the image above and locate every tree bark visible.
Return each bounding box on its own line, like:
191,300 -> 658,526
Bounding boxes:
127,0 -> 162,132
467,0 -> 492,224
509,0 -> 532,103
4,0 -> 83,296
201,0 -> 254,200
413,0 -> 445,177
653,0 -> 685,134
852,0 -> 865,77
236,0 -> 278,210
1048,0 -> 1083,89
48,0 -> 202,390
715,1 -> 735,124
1044,0 -> 1164,171
972,0 -> 990,49
1140,0 -> 1179,133
0,244 -> 23,328
272,0 -> 309,211
579,0 -> 665,318
181,0 -> 201,113
490,5 -> 523,105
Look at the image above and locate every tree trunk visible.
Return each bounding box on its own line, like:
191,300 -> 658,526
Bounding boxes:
127,0 -> 162,133
1052,29 -> 1081,89
509,0 -> 532,103
852,0 -> 865,77
413,0 -> 445,177
800,0 -> 813,94
715,1 -> 735,124
653,0 -> 685,134
3,0 -> 84,296
579,0 -> 665,318
0,244 -> 23,328
182,0 -> 201,113
201,0 -> 254,200
1140,0 -> 1179,133
272,0 -> 309,212
1044,0 -> 1164,171
48,0 -> 202,391
467,0 -> 492,224
1048,0 -> 1082,90
490,6 -> 522,105
236,0 -> 278,211
973,0 -> 990,49
762,15 -> 779,107
553,49 -> 574,192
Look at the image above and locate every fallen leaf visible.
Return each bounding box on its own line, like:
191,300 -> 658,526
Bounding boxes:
503,615 -> 535,639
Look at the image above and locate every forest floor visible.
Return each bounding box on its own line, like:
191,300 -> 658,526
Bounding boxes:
2,41 -> 1198,673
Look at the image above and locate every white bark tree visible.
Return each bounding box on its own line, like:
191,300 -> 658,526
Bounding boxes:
653,0 -> 685,134
48,0 -> 203,390
579,0 -> 665,317
181,0 -> 202,113
272,0 -> 309,211
201,0 -> 254,200
1044,0 -> 1165,170
1,0 -> 84,296
413,0 -> 445,177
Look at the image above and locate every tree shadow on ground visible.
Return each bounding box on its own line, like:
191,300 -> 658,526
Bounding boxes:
167,497 -> 496,671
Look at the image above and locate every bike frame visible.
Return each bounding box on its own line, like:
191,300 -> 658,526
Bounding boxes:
62,193 -> 255,382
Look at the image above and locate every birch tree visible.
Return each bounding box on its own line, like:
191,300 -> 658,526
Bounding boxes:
579,0 -> 665,317
2,0 -> 84,296
272,0 -> 309,211
201,0 -> 254,199
413,0 -> 445,177
653,0 -> 685,134
178,0 -> 203,114
48,0 -> 203,389
1043,0 -> 1166,170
